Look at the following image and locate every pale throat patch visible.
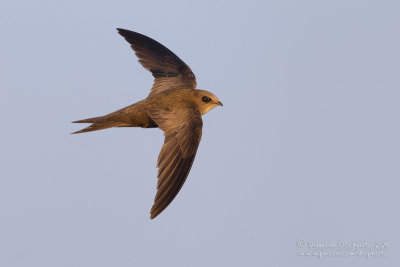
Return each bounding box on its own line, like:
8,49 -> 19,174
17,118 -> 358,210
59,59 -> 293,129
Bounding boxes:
201,104 -> 217,115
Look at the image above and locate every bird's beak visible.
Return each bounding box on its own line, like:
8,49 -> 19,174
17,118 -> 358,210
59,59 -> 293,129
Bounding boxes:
217,101 -> 223,106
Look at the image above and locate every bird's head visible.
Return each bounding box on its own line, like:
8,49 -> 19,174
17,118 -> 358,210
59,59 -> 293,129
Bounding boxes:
193,90 -> 223,115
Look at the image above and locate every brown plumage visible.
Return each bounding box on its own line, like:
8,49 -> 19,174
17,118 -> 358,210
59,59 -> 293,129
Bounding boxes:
73,28 -> 222,219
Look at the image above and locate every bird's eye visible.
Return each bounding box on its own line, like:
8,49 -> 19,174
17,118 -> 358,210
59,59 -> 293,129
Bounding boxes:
202,96 -> 211,103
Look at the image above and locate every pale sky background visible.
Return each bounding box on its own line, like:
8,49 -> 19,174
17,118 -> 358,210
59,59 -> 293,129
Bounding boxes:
1,0 -> 399,266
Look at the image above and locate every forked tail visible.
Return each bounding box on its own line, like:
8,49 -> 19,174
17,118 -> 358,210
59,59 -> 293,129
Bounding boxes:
71,116 -> 127,134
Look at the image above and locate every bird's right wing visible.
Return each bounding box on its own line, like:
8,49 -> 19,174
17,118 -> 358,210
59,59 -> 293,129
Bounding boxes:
147,107 -> 203,219
117,28 -> 197,96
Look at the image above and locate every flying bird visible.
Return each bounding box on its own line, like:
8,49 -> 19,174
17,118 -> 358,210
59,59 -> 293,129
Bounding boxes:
73,28 -> 222,219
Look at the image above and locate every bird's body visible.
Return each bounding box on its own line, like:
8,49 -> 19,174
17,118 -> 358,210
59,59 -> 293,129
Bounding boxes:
73,89 -> 219,132
73,29 -> 222,219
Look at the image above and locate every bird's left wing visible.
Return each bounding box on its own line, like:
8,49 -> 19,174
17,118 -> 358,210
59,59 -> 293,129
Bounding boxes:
147,107 -> 203,219
117,28 -> 197,96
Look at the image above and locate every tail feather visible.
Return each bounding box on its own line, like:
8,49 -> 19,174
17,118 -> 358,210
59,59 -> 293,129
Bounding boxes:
72,116 -> 128,134
72,116 -> 101,124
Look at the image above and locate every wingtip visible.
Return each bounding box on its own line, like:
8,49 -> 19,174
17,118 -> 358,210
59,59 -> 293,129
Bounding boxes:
150,206 -> 163,219
116,28 -> 129,35
116,28 -> 145,39
150,210 -> 157,220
